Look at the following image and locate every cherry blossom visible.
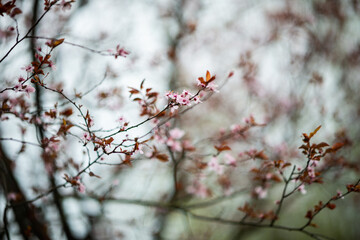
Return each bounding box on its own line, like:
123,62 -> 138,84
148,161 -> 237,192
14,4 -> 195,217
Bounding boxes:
108,45 -> 130,59
167,138 -> 182,152
254,186 -> 267,199
208,157 -> 224,175
21,64 -> 34,73
78,183 -> 86,193
24,85 -> 35,97
186,180 -> 209,198
225,153 -> 236,167
82,132 -> 91,141
298,184 -> 307,194
169,128 -> 185,139
59,0 -> 73,11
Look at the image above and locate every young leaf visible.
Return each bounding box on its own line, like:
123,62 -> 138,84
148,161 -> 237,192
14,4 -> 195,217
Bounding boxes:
155,153 -> 169,162
331,142 -> 344,151
214,145 -> 231,152
309,125 -> 321,139
326,203 -> 336,210
140,79 -> 145,89
89,171 -> 101,178
52,38 -> 65,48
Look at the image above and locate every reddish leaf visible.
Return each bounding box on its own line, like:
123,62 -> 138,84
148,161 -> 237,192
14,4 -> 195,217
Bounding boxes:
302,133 -> 310,143
10,7 -> 22,17
305,210 -> 313,219
155,153 -> 169,162
60,108 -> 73,117
315,142 -> 329,148
104,137 -> 114,145
89,171 -> 101,178
309,223 -> 318,228
255,150 -> 268,160
214,145 -> 231,152
331,142 -> 344,151
140,79 -> 145,89
298,144 -> 308,150
128,87 -> 140,95
309,125 -> 321,139
122,155 -> 133,166
326,203 -> 336,210
49,38 -> 65,48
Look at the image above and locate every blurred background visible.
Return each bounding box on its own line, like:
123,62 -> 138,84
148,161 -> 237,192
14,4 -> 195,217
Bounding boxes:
1,0 -> 360,239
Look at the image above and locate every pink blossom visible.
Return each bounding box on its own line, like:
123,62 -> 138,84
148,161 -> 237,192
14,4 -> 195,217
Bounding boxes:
21,64 -> 34,73
298,184 -> 307,194
177,96 -> 191,106
196,79 -> 206,88
254,186 -> 267,199
165,90 -> 197,107
78,183 -> 86,193
117,116 -> 128,128
24,85 -> 35,97
310,160 -> 318,167
186,181 -> 209,198
113,45 -> 129,58
14,84 -> 21,92
265,173 -> 273,180
166,138 -> 182,152
104,145 -> 112,154
60,0 -> 72,11
45,141 -> 60,153
165,91 -> 177,100
82,132 -> 91,141
7,192 -> 17,201
225,153 -> 236,167
134,145 -> 144,155
336,190 -> 344,199
18,76 -> 25,82
208,157 -> 224,175
154,134 -> 165,144
118,116 -> 126,123
230,124 -> 242,134
48,60 -> 56,70
169,128 -> 185,139
307,167 -> 316,178
193,96 -> 202,104
206,82 -> 219,92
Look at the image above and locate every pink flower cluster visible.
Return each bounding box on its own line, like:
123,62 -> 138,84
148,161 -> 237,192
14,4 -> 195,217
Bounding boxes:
186,179 -> 210,198
165,90 -> 201,108
196,80 -> 219,92
208,157 -> 224,175
254,186 -> 267,199
108,45 -> 129,59
73,176 -> 86,193
59,0 -> 73,11
166,128 -> 185,152
82,132 -> 91,142
21,64 -> 34,73
117,116 -> 129,129
14,76 -> 35,97
153,126 -> 188,152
